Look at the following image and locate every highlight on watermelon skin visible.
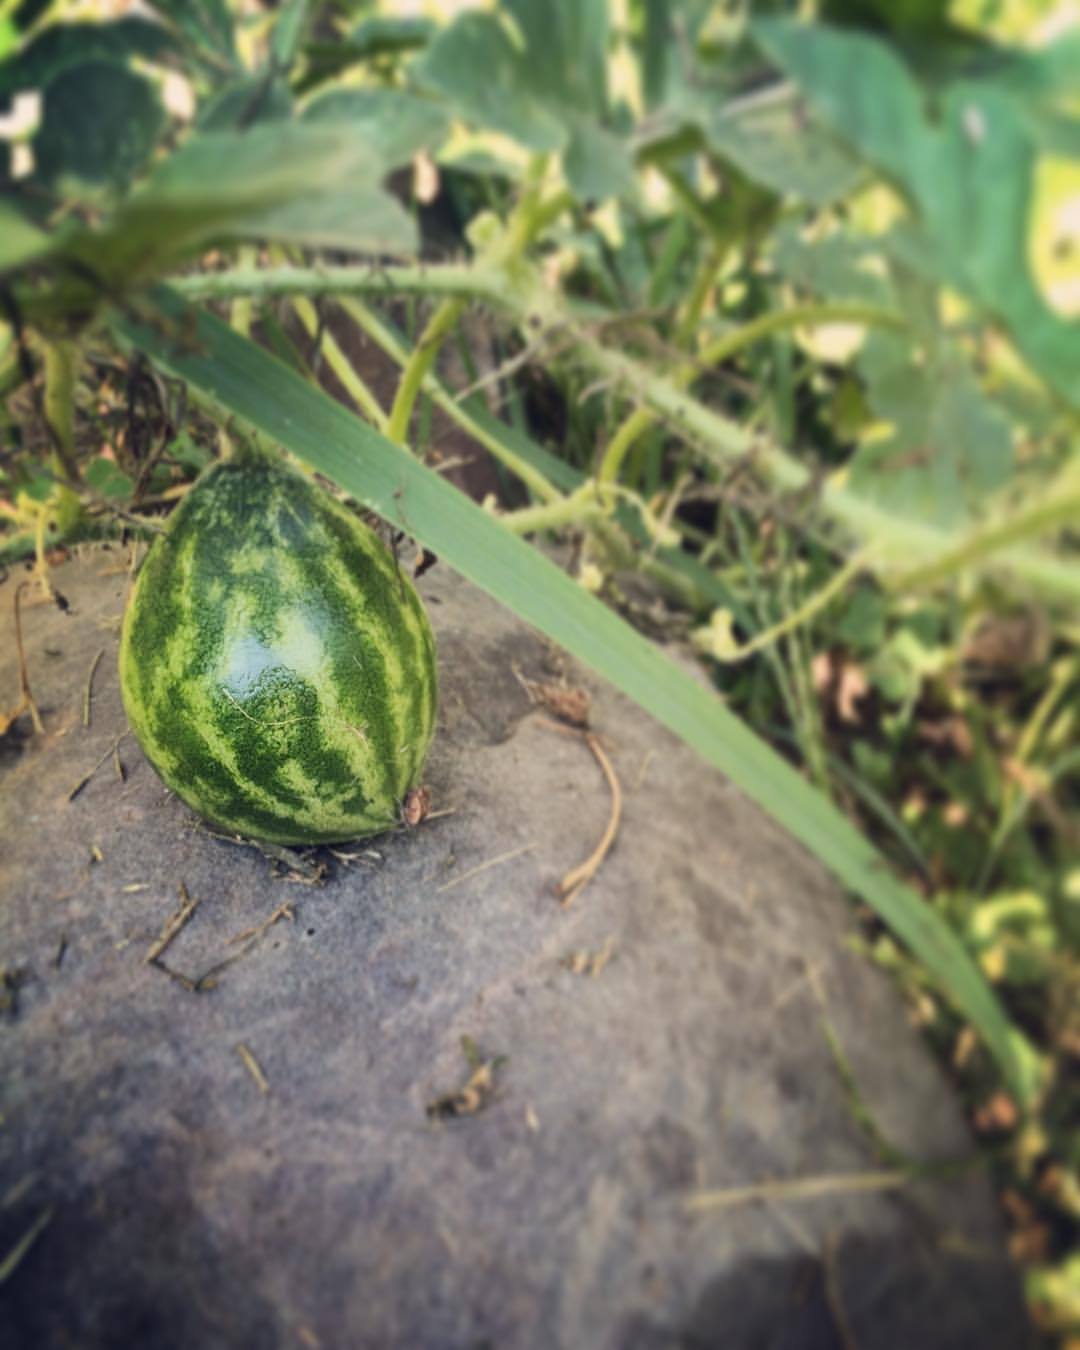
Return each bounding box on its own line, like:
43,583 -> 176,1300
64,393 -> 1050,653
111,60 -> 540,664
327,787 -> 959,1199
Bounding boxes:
119,454 -> 438,845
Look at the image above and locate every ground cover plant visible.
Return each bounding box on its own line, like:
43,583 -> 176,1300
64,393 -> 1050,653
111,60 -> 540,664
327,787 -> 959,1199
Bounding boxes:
1,0 -> 1077,1338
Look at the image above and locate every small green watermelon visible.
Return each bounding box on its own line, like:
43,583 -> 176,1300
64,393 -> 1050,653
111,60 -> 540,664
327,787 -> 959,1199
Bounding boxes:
119,454 -> 438,844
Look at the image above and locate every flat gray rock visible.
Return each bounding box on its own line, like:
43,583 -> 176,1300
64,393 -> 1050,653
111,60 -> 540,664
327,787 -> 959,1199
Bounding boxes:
0,551 -> 1029,1349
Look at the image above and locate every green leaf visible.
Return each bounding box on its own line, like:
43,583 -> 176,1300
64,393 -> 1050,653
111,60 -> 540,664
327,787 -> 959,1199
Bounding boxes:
271,0 -> 309,70
564,116 -> 634,202
693,90 -> 864,206
64,124 -> 416,286
149,0 -> 235,66
111,285 -> 1035,1106
638,0 -> 672,109
197,73 -> 293,129
770,221 -> 893,307
415,3 -> 632,198
502,0 -> 610,118
416,11 -> 564,152
303,88 -> 449,168
296,19 -> 436,95
84,455 -> 134,500
851,334 -> 1014,527
242,185 -> 416,256
32,60 -> 165,191
349,14 -> 435,57
0,17 -> 177,97
752,18 -> 1080,409
0,201 -> 55,275
987,31 -> 1080,102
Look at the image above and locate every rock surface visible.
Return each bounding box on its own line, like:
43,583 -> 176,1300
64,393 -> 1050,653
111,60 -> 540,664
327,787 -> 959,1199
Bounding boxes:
0,551 -> 1030,1349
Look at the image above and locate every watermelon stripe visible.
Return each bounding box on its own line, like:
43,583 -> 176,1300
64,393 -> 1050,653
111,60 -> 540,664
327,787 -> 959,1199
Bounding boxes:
119,456 -> 438,845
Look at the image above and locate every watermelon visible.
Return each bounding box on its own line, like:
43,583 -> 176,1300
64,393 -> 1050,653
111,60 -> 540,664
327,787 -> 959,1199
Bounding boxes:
119,453 -> 438,845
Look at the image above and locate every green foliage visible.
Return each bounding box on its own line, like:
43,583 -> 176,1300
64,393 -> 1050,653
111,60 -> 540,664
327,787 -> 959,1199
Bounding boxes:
32,60 -> 165,191
753,17 -> 1080,407
416,0 -> 633,199
0,18 -> 177,97
302,88 -> 449,168
2,1 -> 1078,1333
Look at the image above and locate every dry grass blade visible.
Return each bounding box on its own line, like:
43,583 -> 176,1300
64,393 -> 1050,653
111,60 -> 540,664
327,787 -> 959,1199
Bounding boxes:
686,1170 -> 909,1213
146,881 -> 200,964
0,1207 -> 54,1284
82,648 -> 104,729
436,843 -> 535,894
235,1042 -> 270,1095
68,731 -> 129,801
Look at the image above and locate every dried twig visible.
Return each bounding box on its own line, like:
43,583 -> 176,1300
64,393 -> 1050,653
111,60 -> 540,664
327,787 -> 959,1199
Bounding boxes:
435,843 -> 535,894
226,900 -> 294,946
556,733 -> 623,908
145,882 -> 200,965
68,731 -> 129,801
562,936 -> 616,977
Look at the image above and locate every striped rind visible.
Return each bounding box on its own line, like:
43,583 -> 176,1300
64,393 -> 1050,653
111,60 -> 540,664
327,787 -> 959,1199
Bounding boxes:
118,456 -> 438,844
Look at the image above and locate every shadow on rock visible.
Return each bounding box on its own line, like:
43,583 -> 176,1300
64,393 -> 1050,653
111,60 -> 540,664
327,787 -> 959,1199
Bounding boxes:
677,1232 -> 1031,1350
1,1148 -> 277,1350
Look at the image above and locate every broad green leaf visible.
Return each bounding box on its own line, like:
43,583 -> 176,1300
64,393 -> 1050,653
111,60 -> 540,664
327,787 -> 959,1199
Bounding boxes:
112,285 -> 1034,1105
416,12 -> 564,152
752,18 -> 1080,408
770,222 -> 893,307
296,19 -> 436,95
33,60 -> 165,191
851,334 -> 1014,526
503,0 -> 610,118
12,0 -> 49,32
639,0 -> 672,110
987,31 -> 1080,101
415,4 -> 632,199
303,88 -> 449,168
0,201 -> 54,274
84,455 -> 134,501
349,14 -> 435,57
197,74 -> 293,129
149,0 -> 235,66
564,116 -> 634,202
694,91 -> 864,206
64,124 -> 415,285
271,0 -> 309,70
243,186 -> 416,256
0,17 -> 178,97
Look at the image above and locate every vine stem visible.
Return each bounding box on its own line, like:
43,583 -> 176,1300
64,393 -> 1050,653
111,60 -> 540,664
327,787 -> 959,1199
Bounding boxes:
386,295 -> 467,445
335,296 -> 562,504
885,478 -> 1080,594
597,302 -> 907,487
42,337 -> 80,483
167,261 -> 1075,597
172,262 -> 505,306
500,486 -> 603,535
530,288 -> 1078,598
700,549 -> 873,664
384,156 -> 556,448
